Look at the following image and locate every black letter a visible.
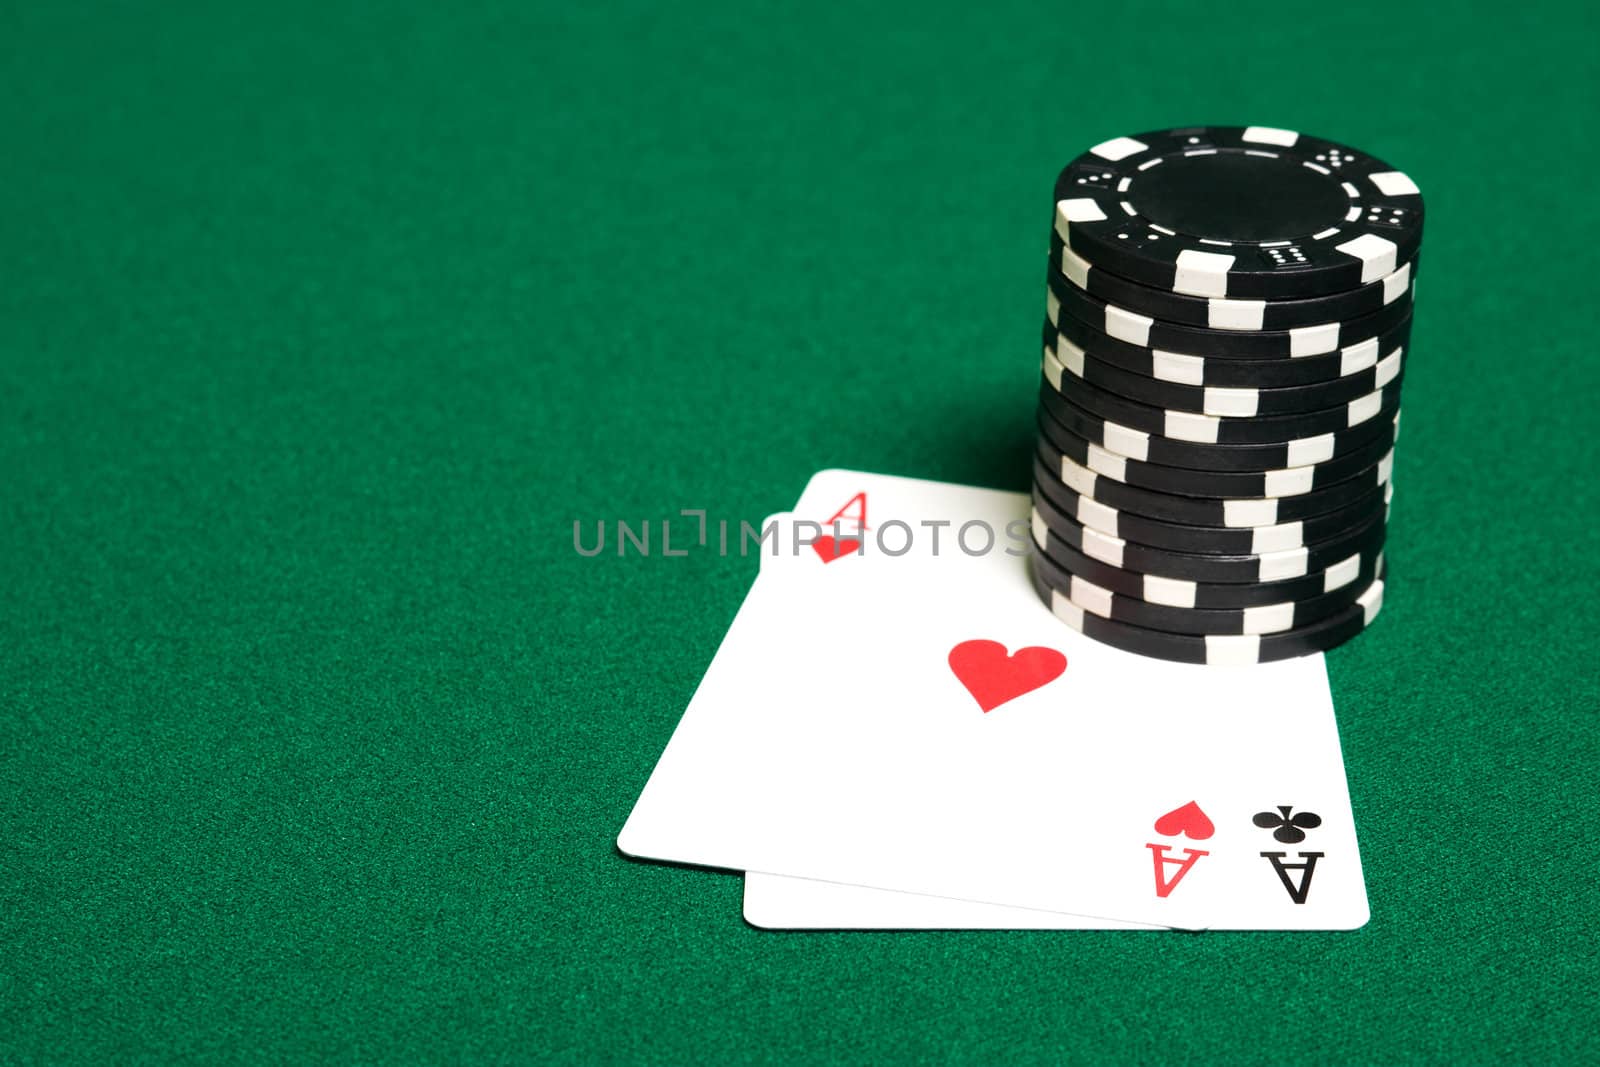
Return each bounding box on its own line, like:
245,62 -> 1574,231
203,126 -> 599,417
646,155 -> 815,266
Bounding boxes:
1260,851 -> 1323,904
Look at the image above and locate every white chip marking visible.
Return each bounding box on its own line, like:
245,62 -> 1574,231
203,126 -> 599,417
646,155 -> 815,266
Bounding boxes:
1348,389 -> 1383,426
1263,466 -> 1316,497
1243,126 -> 1300,146
1358,579 -> 1386,621
1076,496 -> 1119,535
1369,171 -> 1420,196
1205,635 -> 1263,667
1285,434 -> 1335,466
1069,575 -> 1115,617
1258,546 -> 1310,581
1048,589 -> 1085,630
1339,337 -> 1379,375
1041,347 -> 1065,391
1312,227 -> 1341,240
1243,603 -> 1296,635
1101,421 -> 1149,461
1120,201 -> 1138,217
1323,553 -> 1360,592
1057,198 -> 1108,225
1203,387 -> 1259,418
1150,223 -> 1176,236
1304,163 -> 1332,177
1082,527 -> 1125,567
1383,262 -> 1412,304
1344,206 -> 1363,223
1046,287 -> 1061,325
1060,246 -> 1092,288
1105,304 -> 1153,346
1173,249 -> 1235,297
1289,322 -> 1341,357
1057,455 -> 1098,496
1061,339 -> 1085,377
1117,177 -> 1132,191
1375,348 -> 1402,388
1143,574 -> 1197,608
1224,499 -> 1279,527
1378,450 -> 1394,484
1086,443 -> 1127,482
1164,409 -> 1221,444
1030,508 -> 1048,549
1341,182 -> 1360,197
1251,522 -> 1303,554
1336,233 -> 1399,284
1090,136 -> 1147,162
1208,298 -> 1266,331
1183,148 -> 1218,158
1152,350 -> 1205,385
1052,335 -> 1084,378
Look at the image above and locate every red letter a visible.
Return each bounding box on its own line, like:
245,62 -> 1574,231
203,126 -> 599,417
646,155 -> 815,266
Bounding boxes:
1147,844 -> 1209,898
825,492 -> 868,533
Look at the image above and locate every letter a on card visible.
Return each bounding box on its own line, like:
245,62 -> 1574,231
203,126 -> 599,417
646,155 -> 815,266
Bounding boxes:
824,492 -> 868,533
1147,845 -> 1208,898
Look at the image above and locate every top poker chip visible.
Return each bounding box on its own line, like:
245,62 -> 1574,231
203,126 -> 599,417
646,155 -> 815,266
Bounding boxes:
1054,126 -> 1424,300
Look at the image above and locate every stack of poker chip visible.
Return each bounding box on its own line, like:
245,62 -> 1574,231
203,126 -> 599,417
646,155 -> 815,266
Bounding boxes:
1028,126 -> 1424,665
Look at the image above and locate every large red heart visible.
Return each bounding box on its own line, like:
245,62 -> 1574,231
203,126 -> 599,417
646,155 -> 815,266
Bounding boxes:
947,639 -> 1067,713
811,535 -> 861,563
1153,801 -> 1215,841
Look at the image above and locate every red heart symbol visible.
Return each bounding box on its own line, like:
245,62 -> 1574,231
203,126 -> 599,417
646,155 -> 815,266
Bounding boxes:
947,639 -> 1067,713
1153,801 -> 1215,841
811,535 -> 861,563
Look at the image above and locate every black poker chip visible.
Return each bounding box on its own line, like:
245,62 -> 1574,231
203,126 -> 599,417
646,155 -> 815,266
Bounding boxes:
1029,127 -> 1420,661
1031,477 -> 1389,584
1028,559 -> 1387,665
1046,268 -> 1414,360
1044,329 -> 1404,417
1035,439 -> 1394,529
1036,382 -> 1400,473
1030,538 -> 1387,636
1031,453 -> 1392,555
1053,126 -> 1424,300
1036,404 -> 1397,500
1049,231 -> 1418,330
1045,368 -> 1403,446
1046,306 -> 1413,390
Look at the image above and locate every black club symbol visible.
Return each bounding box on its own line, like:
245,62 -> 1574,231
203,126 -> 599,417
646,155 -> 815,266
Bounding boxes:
1252,806 -> 1322,843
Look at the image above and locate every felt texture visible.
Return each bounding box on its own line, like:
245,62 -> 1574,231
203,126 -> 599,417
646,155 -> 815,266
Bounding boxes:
3,1 -> 1598,1063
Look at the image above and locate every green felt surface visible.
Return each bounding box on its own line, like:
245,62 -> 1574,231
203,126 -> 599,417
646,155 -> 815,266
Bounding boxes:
3,1 -> 1598,1063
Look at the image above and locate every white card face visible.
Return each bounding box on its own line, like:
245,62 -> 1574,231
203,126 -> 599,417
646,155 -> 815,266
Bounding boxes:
620,472 -> 1369,930
747,509 -> 1156,931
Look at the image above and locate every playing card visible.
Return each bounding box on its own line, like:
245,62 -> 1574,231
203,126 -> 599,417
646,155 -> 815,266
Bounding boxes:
747,506 -> 1156,930
620,472 -> 1369,930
